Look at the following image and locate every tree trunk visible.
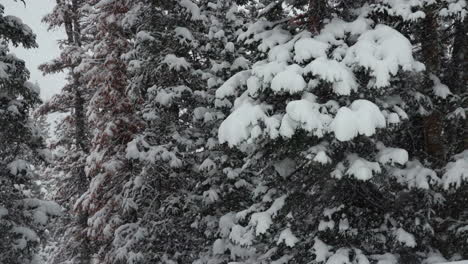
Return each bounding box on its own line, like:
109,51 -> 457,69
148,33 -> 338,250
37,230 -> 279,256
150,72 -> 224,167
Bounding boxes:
70,3 -> 91,263
307,0 -> 328,33
447,16 -> 468,152
420,8 -> 446,163
71,0 -> 82,47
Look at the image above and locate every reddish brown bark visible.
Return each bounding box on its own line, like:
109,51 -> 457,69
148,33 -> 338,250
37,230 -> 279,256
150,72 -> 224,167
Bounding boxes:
307,0 -> 328,33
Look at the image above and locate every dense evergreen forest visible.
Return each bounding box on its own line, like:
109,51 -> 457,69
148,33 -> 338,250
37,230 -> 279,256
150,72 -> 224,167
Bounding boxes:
0,0 -> 467,263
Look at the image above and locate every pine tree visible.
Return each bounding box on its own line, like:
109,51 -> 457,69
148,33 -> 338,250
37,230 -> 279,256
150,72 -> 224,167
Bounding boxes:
436,2 -> 468,259
371,2 -> 468,258
38,0 -> 94,262
72,0 -> 147,262
0,3 -> 61,263
120,1 -> 252,262
207,1 -> 457,263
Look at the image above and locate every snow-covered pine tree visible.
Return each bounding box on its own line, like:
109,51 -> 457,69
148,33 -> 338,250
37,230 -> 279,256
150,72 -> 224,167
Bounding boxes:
371,1 -> 468,259
0,3 -> 61,263
446,12 -> 468,152
124,3 -> 205,260
38,0 -> 94,262
72,0 -> 147,262
431,1 -> 468,259
206,0 -> 461,263
441,11 -> 468,258
121,0 -> 252,262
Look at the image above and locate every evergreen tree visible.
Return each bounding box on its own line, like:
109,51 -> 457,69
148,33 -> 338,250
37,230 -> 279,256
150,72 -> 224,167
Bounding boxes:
207,1 -> 464,263
121,0 -> 252,262
72,0 -> 147,262
38,0 -> 94,262
0,3 -> 61,263
371,2 -> 468,258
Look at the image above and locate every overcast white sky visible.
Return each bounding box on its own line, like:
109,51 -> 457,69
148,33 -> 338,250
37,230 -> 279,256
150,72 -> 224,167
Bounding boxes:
4,0 -> 66,101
